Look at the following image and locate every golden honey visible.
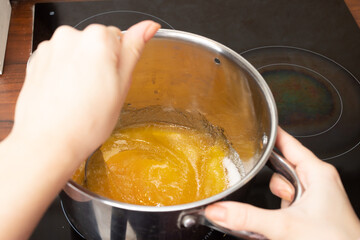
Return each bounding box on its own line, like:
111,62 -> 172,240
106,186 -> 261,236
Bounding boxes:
77,123 -> 237,206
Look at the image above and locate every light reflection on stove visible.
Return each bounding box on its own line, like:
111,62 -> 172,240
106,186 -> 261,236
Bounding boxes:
241,46 -> 360,160
258,63 -> 343,138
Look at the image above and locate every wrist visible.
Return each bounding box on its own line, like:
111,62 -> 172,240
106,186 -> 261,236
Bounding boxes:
0,130 -> 82,239
4,128 -> 82,179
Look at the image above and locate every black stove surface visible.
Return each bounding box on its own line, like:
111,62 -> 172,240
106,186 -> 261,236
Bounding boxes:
31,0 -> 360,239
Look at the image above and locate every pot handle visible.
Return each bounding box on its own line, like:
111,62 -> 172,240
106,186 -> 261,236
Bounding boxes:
179,151 -> 303,240
267,151 -> 303,203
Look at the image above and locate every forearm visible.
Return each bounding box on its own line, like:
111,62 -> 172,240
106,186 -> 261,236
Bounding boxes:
0,20 -> 159,240
0,132 -> 79,239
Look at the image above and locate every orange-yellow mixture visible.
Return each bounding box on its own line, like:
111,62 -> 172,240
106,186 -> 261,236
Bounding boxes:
75,123 -> 231,206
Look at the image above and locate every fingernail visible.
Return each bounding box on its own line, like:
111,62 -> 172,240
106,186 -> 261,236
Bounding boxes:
144,22 -> 161,42
205,204 -> 227,222
281,190 -> 293,202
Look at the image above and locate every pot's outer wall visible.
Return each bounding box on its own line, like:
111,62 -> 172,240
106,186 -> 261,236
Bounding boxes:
60,182 -> 251,240
60,30 -> 277,240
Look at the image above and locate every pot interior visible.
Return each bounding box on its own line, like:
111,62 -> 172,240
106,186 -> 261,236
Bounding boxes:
124,32 -> 276,174
70,30 -> 277,208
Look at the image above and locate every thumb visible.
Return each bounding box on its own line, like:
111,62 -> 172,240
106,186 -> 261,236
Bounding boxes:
119,20 -> 161,81
205,201 -> 286,239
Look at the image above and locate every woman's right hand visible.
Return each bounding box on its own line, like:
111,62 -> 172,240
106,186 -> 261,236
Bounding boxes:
205,127 -> 360,240
0,21 -> 160,240
11,21 -> 160,168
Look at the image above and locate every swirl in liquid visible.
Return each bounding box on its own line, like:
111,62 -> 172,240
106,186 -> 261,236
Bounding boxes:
77,123 -> 236,206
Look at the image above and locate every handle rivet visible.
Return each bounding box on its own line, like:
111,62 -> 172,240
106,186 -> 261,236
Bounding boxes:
182,215 -> 196,228
214,57 -> 221,65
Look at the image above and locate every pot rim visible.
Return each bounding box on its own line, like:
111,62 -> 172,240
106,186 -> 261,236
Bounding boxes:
64,28 -> 278,213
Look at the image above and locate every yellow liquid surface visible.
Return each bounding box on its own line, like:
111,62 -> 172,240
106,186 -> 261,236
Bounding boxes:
81,124 -> 230,206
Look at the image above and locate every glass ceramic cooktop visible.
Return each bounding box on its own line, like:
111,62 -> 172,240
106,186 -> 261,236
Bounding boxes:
31,0 -> 360,239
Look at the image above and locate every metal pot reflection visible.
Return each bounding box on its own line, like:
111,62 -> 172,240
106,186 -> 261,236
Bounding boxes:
60,29 -> 300,240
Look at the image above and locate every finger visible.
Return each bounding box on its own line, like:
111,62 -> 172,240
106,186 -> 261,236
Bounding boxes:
118,20 -> 161,81
205,201 -> 285,240
276,127 -> 319,167
276,127 -> 323,188
26,42 -> 46,74
269,173 -> 293,208
26,41 -> 51,82
107,25 -> 123,40
105,26 -> 123,59
106,26 -> 123,47
280,199 -> 291,208
51,25 -> 79,42
269,173 -> 294,202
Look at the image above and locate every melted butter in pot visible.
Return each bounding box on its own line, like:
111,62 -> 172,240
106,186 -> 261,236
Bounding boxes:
76,123 -> 247,206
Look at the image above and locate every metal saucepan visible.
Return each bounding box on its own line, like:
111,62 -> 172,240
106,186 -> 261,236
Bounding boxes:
60,29 -> 302,240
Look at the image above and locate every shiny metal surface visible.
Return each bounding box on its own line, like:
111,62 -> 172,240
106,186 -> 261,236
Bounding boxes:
179,151 -> 303,240
61,29 -> 281,239
268,152 -> 303,202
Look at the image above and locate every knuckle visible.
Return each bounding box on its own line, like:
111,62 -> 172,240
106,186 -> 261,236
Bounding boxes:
328,165 -> 340,179
84,24 -> 106,34
230,204 -> 250,230
129,46 -> 142,59
122,38 -> 144,60
322,163 -> 340,181
36,40 -> 49,51
52,25 -> 75,39
30,40 -> 49,65
83,24 -> 112,53
84,24 -> 109,41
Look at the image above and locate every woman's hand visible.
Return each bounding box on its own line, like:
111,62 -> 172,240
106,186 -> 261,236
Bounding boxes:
0,21 -> 160,240
12,21 -> 160,166
205,127 -> 360,240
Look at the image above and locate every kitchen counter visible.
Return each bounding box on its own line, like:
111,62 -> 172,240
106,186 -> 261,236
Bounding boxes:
0,0 -> 360,140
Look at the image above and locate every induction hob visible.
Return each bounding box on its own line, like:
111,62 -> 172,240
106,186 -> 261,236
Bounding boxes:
30,0 -> 360,239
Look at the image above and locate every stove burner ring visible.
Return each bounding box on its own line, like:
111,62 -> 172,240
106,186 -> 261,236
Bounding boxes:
74,10 -> 175,30
242,46 -> 360,160
60,199 -> 85,239
257,63 -> 343,138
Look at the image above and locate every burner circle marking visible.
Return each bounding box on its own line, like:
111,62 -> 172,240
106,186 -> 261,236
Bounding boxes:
257,63 -> 343,138
241,46 -> 360,160
60,199 -> 85,238
74,10 -> 175,30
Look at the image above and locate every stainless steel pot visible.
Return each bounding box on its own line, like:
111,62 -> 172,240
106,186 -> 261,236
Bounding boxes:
60,29 -> 302,240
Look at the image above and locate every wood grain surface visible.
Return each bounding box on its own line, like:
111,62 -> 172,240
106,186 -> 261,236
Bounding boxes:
0,0 -> 359,140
